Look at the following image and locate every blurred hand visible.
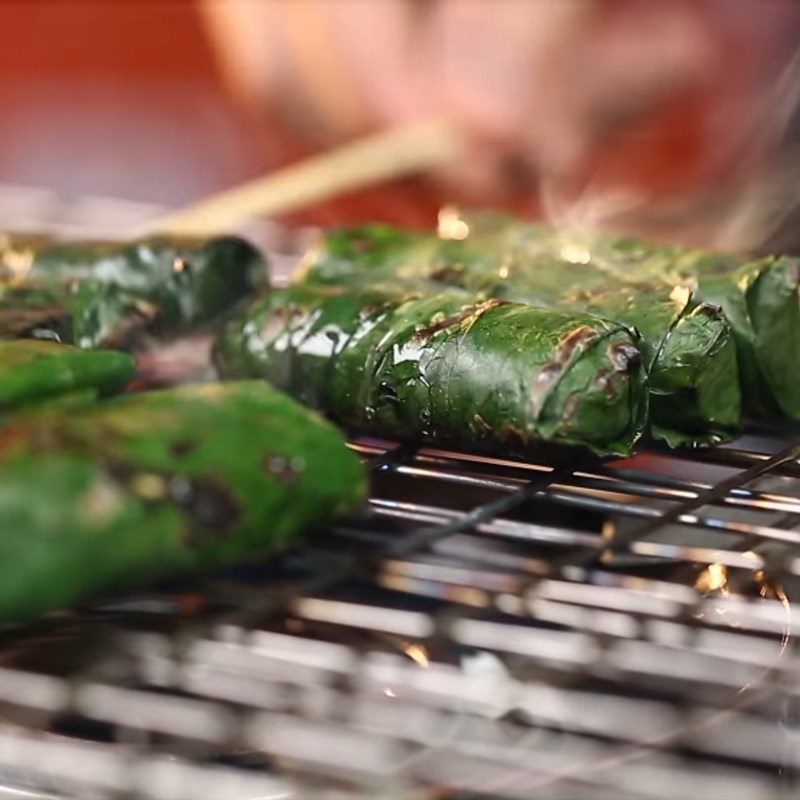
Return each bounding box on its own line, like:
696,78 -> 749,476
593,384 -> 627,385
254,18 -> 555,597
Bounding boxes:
201,0 -> 798,204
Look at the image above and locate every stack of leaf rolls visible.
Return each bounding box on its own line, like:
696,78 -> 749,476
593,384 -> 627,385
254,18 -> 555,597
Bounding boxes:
4,214 -> 800,622
0,235 -> 364,623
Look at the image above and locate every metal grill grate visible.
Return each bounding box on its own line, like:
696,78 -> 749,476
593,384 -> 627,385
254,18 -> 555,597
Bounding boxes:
1,432 -> 800,798
0,187 -> 799,798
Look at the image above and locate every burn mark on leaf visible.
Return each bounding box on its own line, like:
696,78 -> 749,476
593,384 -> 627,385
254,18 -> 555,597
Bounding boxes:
607,342 -> 642,373
472,413 -> 492,435
593,368 -> 620,399
561,394 -> 580,424
412,299 -> 503,343
532,362 -> 563,392
359,299 -> 393,319
169,475 -> 240,540
530,325 -> 602,412
557,325 -> 602,357
170,440 -> 196,459
262,454 -> 301,485
500,423 -> 529,444
692,303 -> 725,322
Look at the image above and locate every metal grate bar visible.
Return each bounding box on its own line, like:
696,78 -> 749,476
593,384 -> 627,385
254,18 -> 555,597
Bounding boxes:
0,435 -> 797,799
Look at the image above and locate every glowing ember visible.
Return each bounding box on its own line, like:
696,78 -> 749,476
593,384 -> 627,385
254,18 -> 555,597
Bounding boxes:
0,245 -> 34,284
559,245 -> 591,265
403,643 -> 430,667
437,206 -> 470,241
695,562 -> 728,593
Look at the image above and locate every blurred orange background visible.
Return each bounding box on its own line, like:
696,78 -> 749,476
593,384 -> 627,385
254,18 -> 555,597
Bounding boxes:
0,1 -> 446,227
0,1 -> 792,235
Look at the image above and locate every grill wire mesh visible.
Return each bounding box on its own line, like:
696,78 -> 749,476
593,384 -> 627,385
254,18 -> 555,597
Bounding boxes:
1,187 -> 800,798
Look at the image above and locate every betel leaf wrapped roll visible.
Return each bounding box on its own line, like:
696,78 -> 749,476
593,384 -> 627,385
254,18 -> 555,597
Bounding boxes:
565,233 -> 800,420
0,234 -> 266,348
0,381 -> 366,623
214,286 -> 648,456
0,339 -> 134,411
300,221 -> 742,448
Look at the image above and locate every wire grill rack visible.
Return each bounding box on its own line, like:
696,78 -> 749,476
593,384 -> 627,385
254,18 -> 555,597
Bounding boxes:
1,431 -> 800,798
1,186 -> 800,798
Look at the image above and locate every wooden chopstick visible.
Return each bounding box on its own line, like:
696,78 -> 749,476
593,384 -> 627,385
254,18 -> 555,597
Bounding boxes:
150,118 -> 461,236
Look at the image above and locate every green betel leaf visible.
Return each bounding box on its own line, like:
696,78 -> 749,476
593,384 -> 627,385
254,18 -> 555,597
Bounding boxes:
215,286 -> 648,457
0,380 -> 366,623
